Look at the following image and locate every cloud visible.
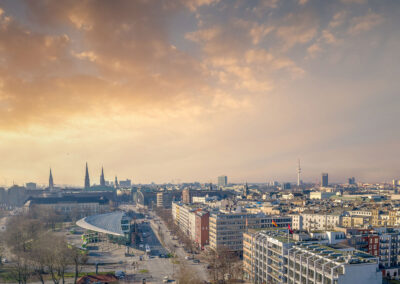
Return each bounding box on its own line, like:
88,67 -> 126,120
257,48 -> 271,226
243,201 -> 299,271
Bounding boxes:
250,24 -> 274,44
71,50 -> 97,62
348,11 -> 384,34
341,0 -> 366,4
329,11 -> 347,28
298,0 -> 309,5
245,49 -> 304,76
182,0 -> 220,11
276,12 -> 318,49
307,43 -> 322,57
0,1 -> 211,129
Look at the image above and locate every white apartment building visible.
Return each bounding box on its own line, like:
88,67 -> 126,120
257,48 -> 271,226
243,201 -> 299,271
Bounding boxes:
348,210 -> 372,217
172,202 -> 192,236
189,210 -> 197,241
290,213 -> 342,231
244,230 -> 382,284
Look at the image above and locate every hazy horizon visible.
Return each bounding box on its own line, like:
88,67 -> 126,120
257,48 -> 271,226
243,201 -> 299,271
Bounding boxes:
0,0 -> 399,186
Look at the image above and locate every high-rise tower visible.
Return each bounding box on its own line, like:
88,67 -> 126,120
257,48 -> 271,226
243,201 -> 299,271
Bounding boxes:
243,182 -> 249,197
84,162 -> 90,189
49,168 -> 54,190
321,173 -> 328,187
297,159 -> 301,186
100,166 -> 105,187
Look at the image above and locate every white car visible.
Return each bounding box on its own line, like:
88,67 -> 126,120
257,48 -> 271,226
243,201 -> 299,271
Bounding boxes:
163,276 -> 169,283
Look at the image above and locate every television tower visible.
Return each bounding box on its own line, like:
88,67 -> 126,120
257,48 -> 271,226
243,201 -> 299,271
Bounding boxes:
297,159 -> 301,186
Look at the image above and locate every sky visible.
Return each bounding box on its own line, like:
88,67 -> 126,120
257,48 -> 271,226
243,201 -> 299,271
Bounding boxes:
0,0 -> 399,186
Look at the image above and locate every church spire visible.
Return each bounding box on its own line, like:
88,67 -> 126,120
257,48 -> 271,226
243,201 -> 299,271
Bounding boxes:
100,166 -> 105,186
115,176 -> 119,189
49,168 -> 54,190
84,162 -> 90,189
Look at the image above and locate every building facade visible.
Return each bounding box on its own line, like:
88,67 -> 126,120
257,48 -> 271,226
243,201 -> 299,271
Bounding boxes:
218,176 -> 228,187
244,230 -> 382,284
290,213 -> 341,231
209,212 -> 291,254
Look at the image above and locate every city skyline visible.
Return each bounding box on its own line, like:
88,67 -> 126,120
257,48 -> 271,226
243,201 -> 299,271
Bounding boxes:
0,161 -> 392,187
0,0 -> 399,185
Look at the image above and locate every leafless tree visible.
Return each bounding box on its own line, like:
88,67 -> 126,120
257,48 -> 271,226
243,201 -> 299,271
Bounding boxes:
70,247 -> 88,284
8,253 -> 31,284
177,263 -> 203,284
204,247 -> 242,283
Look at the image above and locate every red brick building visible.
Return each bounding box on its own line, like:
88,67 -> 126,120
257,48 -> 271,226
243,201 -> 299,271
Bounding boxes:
195,210 -> 209,249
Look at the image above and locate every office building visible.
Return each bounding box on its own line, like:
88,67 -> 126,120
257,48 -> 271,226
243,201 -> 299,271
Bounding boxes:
322,173 -> 329,187
209,211 -> 291,253
218,175 -> 228,187
156,191 -> 173,208
182,188 -> 192,203
348,177 -> 356,185
25,182 -> 37,190
119,179 -> 131,188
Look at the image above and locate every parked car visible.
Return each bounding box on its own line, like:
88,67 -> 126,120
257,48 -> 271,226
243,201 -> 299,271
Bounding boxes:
115,270 -> 125,279
193,259 -> 200,263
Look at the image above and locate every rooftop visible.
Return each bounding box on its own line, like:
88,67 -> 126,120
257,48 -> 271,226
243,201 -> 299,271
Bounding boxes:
76,211 -> 130,236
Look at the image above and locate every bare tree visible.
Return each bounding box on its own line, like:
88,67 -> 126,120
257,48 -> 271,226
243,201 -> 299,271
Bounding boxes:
204,247 -> 242,283
4,215 -> 43,254
8,253 -> 31,284
177,263 -> 203,284
29,239 -> 48,284
70,247 -> 88,284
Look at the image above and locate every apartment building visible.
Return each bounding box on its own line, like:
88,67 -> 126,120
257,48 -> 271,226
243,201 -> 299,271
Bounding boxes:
341,227 -> 400,278
195,211 -> 209,249
341,215 -> 371,228
172,202 -> 193,235
209,211 -> 291,254
171,202 -> 210,249
290,213 -> 341,231
244,229 -> 382,284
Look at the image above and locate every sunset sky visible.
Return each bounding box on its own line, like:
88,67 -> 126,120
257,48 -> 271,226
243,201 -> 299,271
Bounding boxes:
0,0 -> 399,186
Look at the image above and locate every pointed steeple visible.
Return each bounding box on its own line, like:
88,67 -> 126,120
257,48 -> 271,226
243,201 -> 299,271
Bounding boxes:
49,168 -> 54,190
84,162 -> 90,189
100,166 -> 106,187
115,176 -> 119,188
